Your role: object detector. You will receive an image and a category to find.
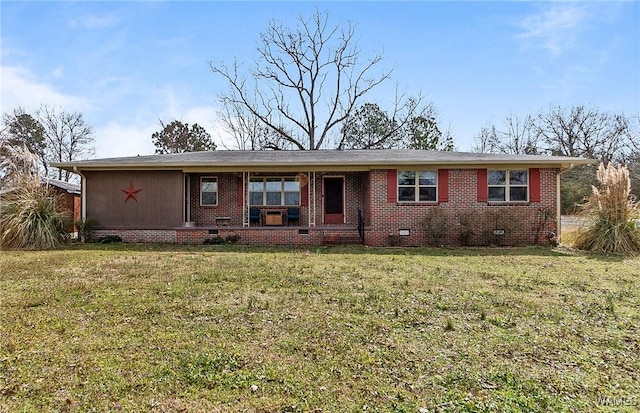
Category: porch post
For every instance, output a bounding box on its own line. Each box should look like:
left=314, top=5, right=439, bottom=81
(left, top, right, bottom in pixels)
left=556, top=170, right=561, bottom=241
left=81, top=174, right=86, bottom=221
left=184, top=174, right=191, bottom=223
left=309, top=171, right=316, bottom=227
left=244, top=172, right=250, bottom=227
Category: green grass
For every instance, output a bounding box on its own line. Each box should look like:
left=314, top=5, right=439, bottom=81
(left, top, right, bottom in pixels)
left=1, top=244, right=639, bottom=412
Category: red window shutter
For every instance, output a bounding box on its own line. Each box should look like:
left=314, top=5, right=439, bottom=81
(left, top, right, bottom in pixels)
left=301, top=180, right=309, bottom=206
left=530, top=168, right=541, bottom=202
left=438, top=169, right=449, bottom=203
left=387, top=170, right=397, bottom=202
left=237, top=176, right=244, bottom=206
left=477, top=169, right=488, bottom=202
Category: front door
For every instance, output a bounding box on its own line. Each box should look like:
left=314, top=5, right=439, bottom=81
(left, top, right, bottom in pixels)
left=323, top=177, right=344, bottom=224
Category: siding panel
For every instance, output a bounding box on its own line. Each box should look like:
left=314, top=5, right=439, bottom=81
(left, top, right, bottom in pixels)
left=85, top=170, right=183, bottom=228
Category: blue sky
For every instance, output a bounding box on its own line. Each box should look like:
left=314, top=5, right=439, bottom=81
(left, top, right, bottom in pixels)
left=1, top=1, right=638, bottom=158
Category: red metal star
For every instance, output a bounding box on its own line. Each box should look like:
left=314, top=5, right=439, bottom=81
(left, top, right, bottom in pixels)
left=121, top=181, right=142, bottom=203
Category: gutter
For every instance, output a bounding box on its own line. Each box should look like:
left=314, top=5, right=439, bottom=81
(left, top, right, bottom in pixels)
left=54, top=159, right=595, bottom=173
left=73, top=167, right=87, bottom=221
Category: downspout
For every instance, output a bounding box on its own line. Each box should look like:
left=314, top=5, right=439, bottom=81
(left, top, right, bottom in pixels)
left=185, top=174, right=191, bottom=224
left=73, top=167, right=86, bottom=221
left=557, top=162, right=576, bottom=242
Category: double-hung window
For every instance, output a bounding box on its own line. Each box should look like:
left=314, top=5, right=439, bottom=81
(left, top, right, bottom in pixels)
left=200, top=177, right=218, bottom=206
left=488, top=170, right=528, bottom=202
left=398, top=170, right=437, bottom=202
left=249, top=177, right=300, bottom=206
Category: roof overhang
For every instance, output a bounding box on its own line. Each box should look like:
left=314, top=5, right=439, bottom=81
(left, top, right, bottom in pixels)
left=52, top=149, right=597, bottom=174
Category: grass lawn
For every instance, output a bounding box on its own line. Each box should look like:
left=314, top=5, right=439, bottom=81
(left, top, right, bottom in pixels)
left=1, top=244, right=638, bottom=412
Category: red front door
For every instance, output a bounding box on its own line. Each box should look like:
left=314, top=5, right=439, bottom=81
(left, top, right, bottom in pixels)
left=323, top=177, right=344, bottom=224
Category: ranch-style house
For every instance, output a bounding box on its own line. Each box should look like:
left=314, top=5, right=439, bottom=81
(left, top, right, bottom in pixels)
left=53, top=149, right=594, bottom=247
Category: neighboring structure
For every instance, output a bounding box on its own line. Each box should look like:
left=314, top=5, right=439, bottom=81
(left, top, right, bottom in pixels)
left=44, top=178, right=81, bottom=233
left=53, top=150, right=594, bottom=246
left=0, top=178, right=81, bottom=233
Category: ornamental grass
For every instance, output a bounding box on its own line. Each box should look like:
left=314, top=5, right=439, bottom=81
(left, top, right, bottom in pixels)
left=573, top=162, right=640, bottom=254
left=0, top=148, right=69, bottom=250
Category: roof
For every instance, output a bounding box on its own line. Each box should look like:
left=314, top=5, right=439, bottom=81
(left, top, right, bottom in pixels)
left=43, top=178, right=81, bottom=194
left=1, top=178, right=81, bottom=195
left=52, top=149, right=596, bottom=173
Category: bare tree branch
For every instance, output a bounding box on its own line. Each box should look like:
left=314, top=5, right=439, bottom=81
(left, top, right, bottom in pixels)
left=536, top=105, right=630, bottom=163
left=36, top=105, right=95, bottom=182
left=211, top=9, right=391, bottom=150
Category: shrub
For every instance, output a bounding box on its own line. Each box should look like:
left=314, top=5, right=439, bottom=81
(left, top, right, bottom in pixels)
left=203, top=234, right=241, bottom=245
left=97, top=235, right=122, bottom=244
left=573, top=163, right=640, bottom=254
left=0, top=177, right=69, bottom=249
left=225, top=234, right=241, bottom=244
left=387, top=234, right=404, bottom=246
left=422, top=206, right=448, bottom=246
left=203, top=236, right=226, bottom=245
left=456, top=210, right=476, bottom=246
left=75, top=217, right=98, bottom=242
left=533, top=207, right=556, bottom=246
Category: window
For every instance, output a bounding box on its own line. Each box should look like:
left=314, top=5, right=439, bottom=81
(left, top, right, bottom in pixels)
left=488, top=170, right=528, bottom=202
left=249, top=177, right=300, bottom=206
left=398, top=170, right=437, bottom=202
left=200, top=177, right=218, bottom=206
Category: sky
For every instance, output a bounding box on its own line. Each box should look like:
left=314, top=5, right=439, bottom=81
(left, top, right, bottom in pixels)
left=1, top=1, right=639, bottom=159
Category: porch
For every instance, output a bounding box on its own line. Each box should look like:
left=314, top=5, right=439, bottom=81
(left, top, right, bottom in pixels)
left=183, top=171, right=369, bottom=230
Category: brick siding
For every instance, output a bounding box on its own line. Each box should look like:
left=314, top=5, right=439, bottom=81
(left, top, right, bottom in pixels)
left=90, top=168, right=558, bottom=247
left=365, top=168, right=557, bottom=247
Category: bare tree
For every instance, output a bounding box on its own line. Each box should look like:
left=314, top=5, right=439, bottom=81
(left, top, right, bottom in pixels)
left=623, top=114, right=640, bottom=198
left=217, top=97, right=298, bottom=151
left=474, top=106, right=635, bottom=212
left=211, top=9, right=390, bottom=150
left=536, top=105, right=629, bottom=162
left=502, top=114, right=542, bottom=155
left=37, top=105, right=95, bottom=182
left=472, top=114, right=541, bottom=155
left=534, top=105, right=633, bottom=214
left=217, top=94, right=263, bottom=151
left=625, top=114, right=640, bottom=157
left=472, top=123, right=501, bottom=153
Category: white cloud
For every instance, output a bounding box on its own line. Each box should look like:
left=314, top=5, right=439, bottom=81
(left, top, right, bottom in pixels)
left=0, top=66, right=89, bottom=113
left=182, top=105, right=223, bottom=144
left=94, top=105, right=235, bottom=159
left=95, top=121, right=157, bottom=159
left=68, top=13, right=120, bottom=30
left=52, top=66, right=64, bottom=79
left=159, top=103, right=237, bottom=150
left=516, top=4, right=590, bottom=56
